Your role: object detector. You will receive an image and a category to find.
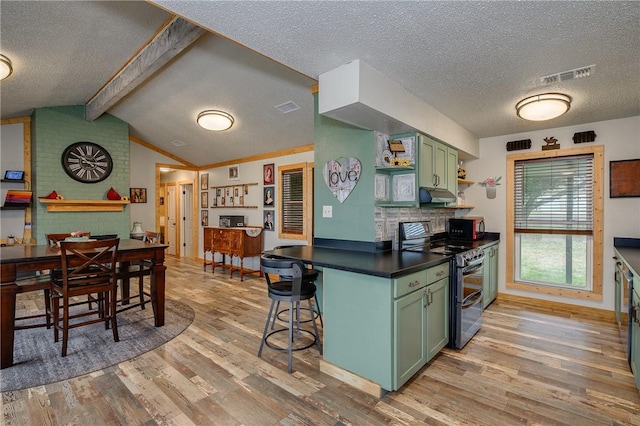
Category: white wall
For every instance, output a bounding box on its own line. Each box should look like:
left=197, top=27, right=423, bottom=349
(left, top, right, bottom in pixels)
left=129, top=142, right=184, bottom=233
left=0, top=123, right=27, bottom=241
left=198, top=150, right=315, bottom=271
left=463, top=116, right=640, bottom=311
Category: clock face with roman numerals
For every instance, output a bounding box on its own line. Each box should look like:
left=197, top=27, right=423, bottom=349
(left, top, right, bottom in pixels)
left=61, top=142, right=113, bottom=183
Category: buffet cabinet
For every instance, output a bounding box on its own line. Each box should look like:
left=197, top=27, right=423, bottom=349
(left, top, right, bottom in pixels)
left=203, top=226, right=263, bottom=280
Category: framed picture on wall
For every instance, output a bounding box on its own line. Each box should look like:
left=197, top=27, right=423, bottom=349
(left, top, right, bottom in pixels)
left=610, top=159, right=640, bottom=197
left=201, top=192, right=208, bottom=208
left=228, top=164, right=240, bottom=180
left=263, top=163, right=274, bottom=185
left=263, top=186, right=275, bottom=206
left=130, top=188, right=147, bottom=203
left=264, top=210, right=275, bottom=231
left=200, top=172, right=209, bottom=190
left=201, top=210, right=209, bottom=226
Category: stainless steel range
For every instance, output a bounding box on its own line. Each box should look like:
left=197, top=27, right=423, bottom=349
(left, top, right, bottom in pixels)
left=452, top=247, right=485, bottom=349
left=399, top=220, right=485, bottom=349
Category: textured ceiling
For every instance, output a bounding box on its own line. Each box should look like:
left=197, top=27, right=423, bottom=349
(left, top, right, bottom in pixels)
left=1, top=1, right=639, bottom=167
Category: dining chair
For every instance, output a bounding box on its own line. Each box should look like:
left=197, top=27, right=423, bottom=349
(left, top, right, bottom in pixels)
left=46, top=232, right=97, bottom=312
left=117, top=230, right=160, bottom=312
left=48, top=238, right=120, bottom=357
left=258, top=254, right=323, bottom=373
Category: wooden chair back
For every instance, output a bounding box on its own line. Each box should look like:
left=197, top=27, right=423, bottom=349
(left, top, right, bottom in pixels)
left=57, top=238, right=119, bottom=291
left=46, top=232, right=90, bottom=247
left=142, top=231, right=161, bottom=244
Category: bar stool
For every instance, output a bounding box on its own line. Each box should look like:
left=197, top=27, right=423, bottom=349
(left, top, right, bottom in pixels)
left=272, top=246, right=322, bottom=327
left=258, top=254, right=323, bottom=373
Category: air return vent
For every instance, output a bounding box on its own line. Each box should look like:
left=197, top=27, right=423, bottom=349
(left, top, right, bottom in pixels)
left=540, top=65, right=595, bottom=85
left=274, top=101, right=300, bottom=113
left=171, top=140, right=186, bottom=147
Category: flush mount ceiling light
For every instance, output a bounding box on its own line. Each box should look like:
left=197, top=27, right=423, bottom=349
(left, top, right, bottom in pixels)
left=197, top=110, right=234, bottom=131
left=0, top=54, right=14, bottom=81
left=516, top=93, right=571, bottom=121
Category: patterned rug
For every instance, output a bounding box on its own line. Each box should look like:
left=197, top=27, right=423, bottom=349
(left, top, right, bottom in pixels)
left=0, top=299, right=194, bottom=392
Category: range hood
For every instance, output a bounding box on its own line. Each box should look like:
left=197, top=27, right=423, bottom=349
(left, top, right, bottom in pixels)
left=419, top=187, right=456, bottom=204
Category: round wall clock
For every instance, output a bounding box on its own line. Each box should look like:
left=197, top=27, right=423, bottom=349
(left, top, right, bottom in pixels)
left=61, top=141, right=113, bottom=183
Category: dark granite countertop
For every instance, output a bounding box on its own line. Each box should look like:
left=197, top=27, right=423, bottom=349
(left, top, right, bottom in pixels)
left=614, top=237, right=640, bottom=276
left=268, top=233, right=500, bottom=279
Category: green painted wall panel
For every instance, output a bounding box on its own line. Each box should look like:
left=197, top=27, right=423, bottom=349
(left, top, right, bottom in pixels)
left=313, top=94, right=376, bottom=242
left=31, top=106, right=130, bottom=243
left=323, top=268, right=394, bottom=390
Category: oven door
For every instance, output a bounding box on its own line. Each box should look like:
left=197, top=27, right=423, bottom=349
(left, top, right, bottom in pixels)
left=454, top=259, right=484, bottom=348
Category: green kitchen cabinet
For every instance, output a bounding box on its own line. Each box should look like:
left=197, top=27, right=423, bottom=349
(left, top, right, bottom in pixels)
left=446, top=146, right=459, bottom=199
left=323, top=260, right=450, bottom=392
left=420, top=134, right=457, bottom=194
left=394, top=278, right=428, bottom=388
left=482, top=243, right=499, bottom=309
left=394, top=263, right=450, bottom=389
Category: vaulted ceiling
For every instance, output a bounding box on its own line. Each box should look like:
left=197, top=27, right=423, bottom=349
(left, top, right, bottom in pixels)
left=1, top=1, right=639, bottom=167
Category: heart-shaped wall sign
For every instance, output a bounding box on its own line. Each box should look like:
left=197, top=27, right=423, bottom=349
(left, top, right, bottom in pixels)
left=322, top=157, right=361, bottom=203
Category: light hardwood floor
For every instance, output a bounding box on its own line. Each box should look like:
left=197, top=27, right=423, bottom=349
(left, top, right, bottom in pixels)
left=2, top=256, right=639, bottom=425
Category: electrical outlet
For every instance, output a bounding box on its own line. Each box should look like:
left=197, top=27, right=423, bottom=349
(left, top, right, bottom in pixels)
left=322, top=205, right=332, bottom=218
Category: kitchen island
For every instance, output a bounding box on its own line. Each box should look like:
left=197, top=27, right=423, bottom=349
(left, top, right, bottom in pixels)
left=270, top=234, right=500, bottom=396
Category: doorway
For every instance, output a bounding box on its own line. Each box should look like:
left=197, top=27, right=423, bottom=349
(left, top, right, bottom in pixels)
left=166, top=184, right=177, bottom=256
left=181, top=182, right=194, bottom=258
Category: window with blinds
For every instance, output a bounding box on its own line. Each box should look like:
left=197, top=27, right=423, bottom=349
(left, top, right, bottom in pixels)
left=514, top=154, right=594, bottom=235
left=281, top=167, right=304, bottom=235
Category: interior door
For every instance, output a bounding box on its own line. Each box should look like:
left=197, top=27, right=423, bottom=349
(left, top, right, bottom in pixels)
left=181, top=183, right=194, bottom=258
left=167, top=184, right=177, bottom=256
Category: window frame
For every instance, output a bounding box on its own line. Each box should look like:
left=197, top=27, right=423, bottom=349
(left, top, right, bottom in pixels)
left=506, top=145, right=604, bottom=301
left=277, top=162, right=313, bottom=243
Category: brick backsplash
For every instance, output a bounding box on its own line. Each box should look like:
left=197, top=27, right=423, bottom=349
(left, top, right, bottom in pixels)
left=375, top=206, right=454, bottom=249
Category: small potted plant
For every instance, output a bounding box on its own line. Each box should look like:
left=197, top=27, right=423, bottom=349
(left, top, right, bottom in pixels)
left=479, top=176, right=502, bottom=199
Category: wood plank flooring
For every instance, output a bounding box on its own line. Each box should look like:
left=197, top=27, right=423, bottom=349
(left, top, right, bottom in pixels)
left=2, top=256, right=639, bottom=425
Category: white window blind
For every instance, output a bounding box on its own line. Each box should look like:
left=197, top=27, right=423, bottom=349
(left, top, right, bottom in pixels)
left=514, top=154, right=594, bottom=235
left=281, top=167, right=304, bottom=235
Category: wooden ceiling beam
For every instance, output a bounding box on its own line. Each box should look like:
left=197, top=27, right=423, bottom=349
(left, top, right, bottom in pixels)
left=85, top=16, right=206, bottom=121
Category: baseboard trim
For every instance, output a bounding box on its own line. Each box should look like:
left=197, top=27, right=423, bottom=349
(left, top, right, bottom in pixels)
left=496, top=293, right=617, bottom=323
left=319, top=359, right=384, bottom=398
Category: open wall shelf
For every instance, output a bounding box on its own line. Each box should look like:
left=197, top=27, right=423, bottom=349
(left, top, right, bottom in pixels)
left=39, top=199, right=130, bottom=212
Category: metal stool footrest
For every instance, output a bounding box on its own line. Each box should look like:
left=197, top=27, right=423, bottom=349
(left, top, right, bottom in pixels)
left=264, top=327, right=318, bottom=352
left=275, top=306, right=321, bottom=325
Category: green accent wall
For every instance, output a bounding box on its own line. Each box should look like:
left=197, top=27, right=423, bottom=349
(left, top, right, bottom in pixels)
left=31, top=106, right=131, bottom=243
left=313, top=93, right=377, bottom=242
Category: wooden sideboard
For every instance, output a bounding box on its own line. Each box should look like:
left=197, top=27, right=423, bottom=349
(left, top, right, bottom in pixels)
left=203, top=226, right=263, bottom=280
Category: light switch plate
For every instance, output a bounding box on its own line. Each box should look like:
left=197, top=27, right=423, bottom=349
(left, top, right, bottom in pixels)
left=322, top=205, right=332, bottom=218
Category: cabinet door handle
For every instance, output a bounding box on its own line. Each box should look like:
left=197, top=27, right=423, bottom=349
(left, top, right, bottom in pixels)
left=409, top=280, right=421, bottom=288
left=436, top=270, right=445, bottom=277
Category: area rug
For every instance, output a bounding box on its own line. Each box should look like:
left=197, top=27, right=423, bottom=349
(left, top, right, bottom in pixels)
left=0, top=299, right=194, bottom=392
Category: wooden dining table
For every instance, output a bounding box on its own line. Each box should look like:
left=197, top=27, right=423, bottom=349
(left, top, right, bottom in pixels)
left=0, top=239, right=168, bottom=369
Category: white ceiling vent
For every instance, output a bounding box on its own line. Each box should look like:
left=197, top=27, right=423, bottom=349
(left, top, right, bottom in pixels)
left=171, top=140, right=187, bottom=147
left=274, top=101, right=300, bottom=113
left=540, top=65, right=595, bottom=85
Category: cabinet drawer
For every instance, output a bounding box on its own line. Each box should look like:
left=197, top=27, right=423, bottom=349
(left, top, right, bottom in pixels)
left=427, top=262, right=449, bottom=283
left=394, top=270, right=427, bottom=298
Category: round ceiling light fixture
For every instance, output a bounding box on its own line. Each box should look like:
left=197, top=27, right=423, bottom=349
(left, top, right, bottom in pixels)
left=516, top=93, right=571, bottom=121
left=197, top=110, right=234, bottom=131
left=0, top=54, right=14, bottom=81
